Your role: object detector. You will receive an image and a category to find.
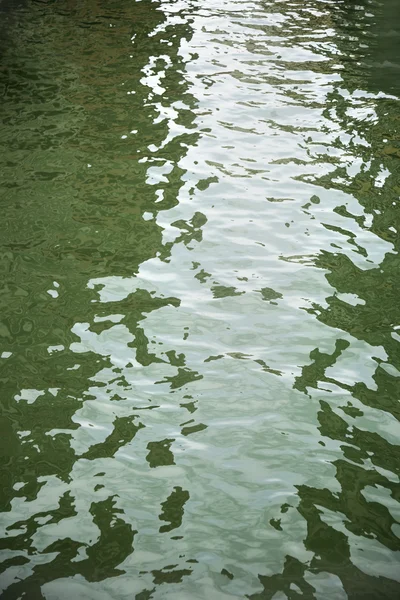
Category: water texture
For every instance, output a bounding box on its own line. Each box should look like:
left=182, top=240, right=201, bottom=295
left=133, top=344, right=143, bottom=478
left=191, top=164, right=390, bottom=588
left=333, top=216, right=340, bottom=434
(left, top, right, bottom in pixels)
left=0, top=0, right=399, bottom=598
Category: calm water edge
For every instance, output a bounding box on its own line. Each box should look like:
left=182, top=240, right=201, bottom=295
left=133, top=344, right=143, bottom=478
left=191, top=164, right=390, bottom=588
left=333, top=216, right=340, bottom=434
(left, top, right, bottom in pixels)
left=0, top=0, right=399, bottom=598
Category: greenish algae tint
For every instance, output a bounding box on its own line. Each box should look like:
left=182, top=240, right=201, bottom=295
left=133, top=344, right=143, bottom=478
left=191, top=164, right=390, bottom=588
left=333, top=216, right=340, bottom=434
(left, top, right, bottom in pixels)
left=0, top=0, right=399, bottom=598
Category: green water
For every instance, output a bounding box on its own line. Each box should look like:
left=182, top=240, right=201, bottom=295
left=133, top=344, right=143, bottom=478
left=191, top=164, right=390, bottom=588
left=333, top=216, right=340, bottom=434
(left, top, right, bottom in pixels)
left=0, top=0, right=399, bottom=598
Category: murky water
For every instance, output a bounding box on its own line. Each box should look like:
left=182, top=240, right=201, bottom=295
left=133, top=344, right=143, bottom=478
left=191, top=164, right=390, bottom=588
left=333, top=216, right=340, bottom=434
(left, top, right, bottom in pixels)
left=0, top=0, right=399, bottom=598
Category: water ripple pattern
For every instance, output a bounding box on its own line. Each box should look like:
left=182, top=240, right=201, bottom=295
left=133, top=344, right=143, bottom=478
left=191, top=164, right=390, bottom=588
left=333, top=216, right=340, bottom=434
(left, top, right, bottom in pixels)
left=0, top=0, right=399, bottom=598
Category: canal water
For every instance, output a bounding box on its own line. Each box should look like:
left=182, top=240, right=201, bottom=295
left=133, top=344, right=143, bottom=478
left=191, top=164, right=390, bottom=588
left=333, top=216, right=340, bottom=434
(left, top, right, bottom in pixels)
left=0, top=0, right=399, bottom=598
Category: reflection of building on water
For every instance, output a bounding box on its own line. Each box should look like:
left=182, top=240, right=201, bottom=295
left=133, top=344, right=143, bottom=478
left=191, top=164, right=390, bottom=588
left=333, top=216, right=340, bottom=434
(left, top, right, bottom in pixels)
left=0, top=0, right=399, bottom=598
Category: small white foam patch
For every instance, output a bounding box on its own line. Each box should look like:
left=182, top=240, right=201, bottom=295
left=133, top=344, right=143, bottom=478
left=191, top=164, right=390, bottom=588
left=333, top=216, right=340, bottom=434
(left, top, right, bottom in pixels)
left=15, top=389, right=44, bottom=404
left=47, top=345, right=65, bottom=354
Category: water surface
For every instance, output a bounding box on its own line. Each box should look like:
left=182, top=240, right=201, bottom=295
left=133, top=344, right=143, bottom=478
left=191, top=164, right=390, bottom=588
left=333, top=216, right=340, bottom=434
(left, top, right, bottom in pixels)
left=0, top=0, right=399, bottom=598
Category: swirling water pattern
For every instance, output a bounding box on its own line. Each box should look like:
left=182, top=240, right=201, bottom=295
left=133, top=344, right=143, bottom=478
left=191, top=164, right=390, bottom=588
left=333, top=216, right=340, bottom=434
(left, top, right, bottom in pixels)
left=0, top=0, right=399, bottom=598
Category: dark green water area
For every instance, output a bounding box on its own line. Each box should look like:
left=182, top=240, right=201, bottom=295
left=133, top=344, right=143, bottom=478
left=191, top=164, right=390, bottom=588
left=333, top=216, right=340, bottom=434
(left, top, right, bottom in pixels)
left=0, top=0, right=399, bottom=598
